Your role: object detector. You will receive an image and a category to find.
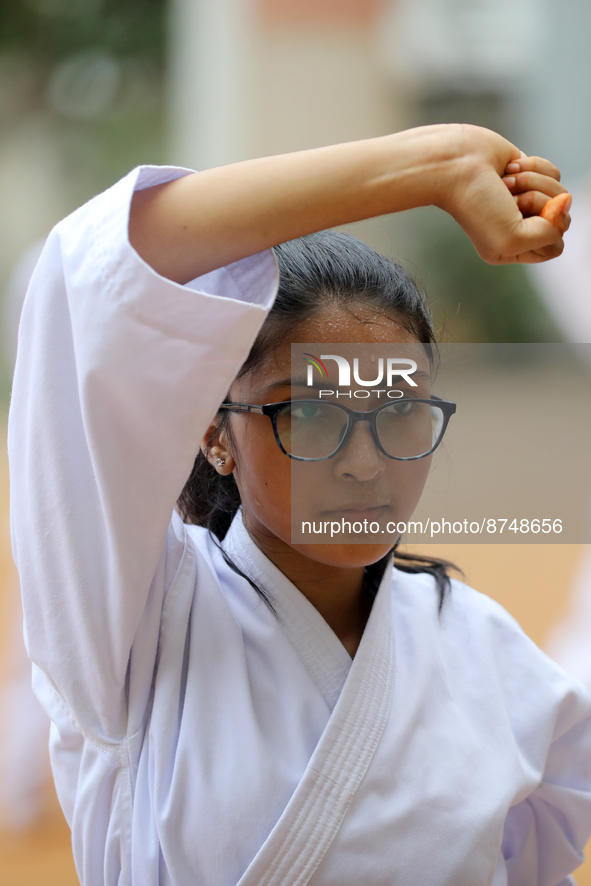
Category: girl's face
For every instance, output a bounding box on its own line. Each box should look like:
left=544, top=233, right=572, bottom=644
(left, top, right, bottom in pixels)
left=208, top=304, right=433, bottom=570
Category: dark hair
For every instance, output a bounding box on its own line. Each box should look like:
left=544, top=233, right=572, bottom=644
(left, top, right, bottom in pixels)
left=177, top=231, right=458, bottom=611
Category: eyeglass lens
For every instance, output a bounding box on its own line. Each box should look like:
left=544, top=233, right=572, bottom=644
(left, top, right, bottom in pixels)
left=275, top=401, right=444, bottom=459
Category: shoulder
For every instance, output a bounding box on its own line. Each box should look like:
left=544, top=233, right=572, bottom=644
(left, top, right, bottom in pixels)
left=391, top=566, right=591, bottom=742
left=393, top=564, right=535, bottom=640
left=392, top=565, right=548, bottom=666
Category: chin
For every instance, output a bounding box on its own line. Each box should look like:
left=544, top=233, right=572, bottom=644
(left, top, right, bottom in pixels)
left=293, top=542, right=395, bottom=568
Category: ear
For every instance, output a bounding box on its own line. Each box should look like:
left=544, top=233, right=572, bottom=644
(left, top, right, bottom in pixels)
left=200, top=419, right=235, bottom=475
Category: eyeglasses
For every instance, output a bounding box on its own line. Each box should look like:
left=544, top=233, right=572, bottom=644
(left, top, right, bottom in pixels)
left=219, top=396, right=456, bottom=462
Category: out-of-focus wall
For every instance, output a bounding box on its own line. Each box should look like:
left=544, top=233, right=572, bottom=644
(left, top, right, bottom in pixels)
left=254, top=0, right=409, bottom=256
left=168, top=0, right=406, bottom=168
left=254, top=0, right=402, bottom=156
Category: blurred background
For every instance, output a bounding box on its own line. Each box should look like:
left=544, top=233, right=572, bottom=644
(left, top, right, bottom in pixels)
left=1, top=0, right=591, bottom=883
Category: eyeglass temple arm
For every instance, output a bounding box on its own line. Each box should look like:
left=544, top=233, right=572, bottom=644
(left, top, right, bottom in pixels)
left=219, top=402, right=264, bottom=415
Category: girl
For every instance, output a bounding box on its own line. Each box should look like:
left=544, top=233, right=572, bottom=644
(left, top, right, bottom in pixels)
left=8, top=124, right=591, bottom=886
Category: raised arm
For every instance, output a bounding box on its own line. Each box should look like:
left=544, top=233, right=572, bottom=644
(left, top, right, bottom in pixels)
left=129, top=124, right=569, bottom=284
left=9, top=166, right=280, bottom=746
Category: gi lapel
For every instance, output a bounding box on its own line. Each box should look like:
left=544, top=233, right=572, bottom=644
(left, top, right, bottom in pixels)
left=236, top=566, right=395, bottom=886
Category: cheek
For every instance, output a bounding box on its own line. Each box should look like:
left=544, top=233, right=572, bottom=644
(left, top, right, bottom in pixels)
left=388, top=457, right=431, bottom=518
left=231, top=418, right=292, bottom=523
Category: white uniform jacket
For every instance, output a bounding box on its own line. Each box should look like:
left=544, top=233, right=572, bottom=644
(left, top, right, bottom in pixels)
left=8, top=166, right=591, bottom=886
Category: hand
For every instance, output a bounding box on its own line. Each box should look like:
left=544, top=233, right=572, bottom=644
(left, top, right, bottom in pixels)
left=502, top=153, right=571, bottom=231
left=440, top=125, right=569, bottom=265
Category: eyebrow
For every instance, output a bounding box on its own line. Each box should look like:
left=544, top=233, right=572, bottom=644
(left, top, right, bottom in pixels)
left=266, top=377, right=327, bottom=392
left=265, top=370, right=432, bottom=392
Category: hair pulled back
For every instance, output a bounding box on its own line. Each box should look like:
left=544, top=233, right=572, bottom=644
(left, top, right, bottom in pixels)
left=177, top=231, right=456, bottom=609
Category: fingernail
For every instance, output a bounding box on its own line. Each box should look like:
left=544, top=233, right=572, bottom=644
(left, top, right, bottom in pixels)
left=503, top=176, right=516, bottom=188
left=564, top=194, right=572, bottom=213
left=505, top=163, right=520, bottom=174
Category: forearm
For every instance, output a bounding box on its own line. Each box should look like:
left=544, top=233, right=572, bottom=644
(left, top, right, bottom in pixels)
left=129, top=125, right=462, bottom=284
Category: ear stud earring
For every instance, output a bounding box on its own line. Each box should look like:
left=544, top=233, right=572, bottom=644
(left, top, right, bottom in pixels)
left=217, top=457, right=226, bottom=467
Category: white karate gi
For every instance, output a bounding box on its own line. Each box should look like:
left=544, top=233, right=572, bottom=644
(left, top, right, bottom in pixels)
left=8, top=165, right=591, bottom=886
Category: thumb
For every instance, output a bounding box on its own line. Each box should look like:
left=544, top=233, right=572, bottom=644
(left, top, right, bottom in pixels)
left=503, top=214, right=566, bottom=259
left=495, top=192, right=571, bottom=263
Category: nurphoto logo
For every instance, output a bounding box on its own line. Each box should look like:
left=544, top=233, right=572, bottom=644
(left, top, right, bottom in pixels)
left=303, top=353, right=418, bottom=398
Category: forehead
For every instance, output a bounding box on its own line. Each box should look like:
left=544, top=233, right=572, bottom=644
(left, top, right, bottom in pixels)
left=235, top=304, right=430, bottom=397
left=277, top=304, right=422, bottom=373
left=293, top=304, right=418, bottom=346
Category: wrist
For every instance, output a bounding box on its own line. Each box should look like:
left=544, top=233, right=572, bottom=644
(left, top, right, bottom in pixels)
left=368, top=124, right=468, bottom=214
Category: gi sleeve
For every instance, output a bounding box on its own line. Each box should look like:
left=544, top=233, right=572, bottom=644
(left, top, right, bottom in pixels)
left=8, top=165, right=279, bottom=744
left=482, top=595, right=591, bottom=886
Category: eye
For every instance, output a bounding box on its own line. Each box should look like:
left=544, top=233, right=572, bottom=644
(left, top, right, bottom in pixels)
left=291, top=403, right=320, bottom=418
left=390, top=399, right=419, bottom=415
left=290, top=402, right=325, bottom=420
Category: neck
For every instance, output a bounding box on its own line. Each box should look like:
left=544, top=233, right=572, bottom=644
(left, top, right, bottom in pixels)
left=245, top=520, right=373, bottom=657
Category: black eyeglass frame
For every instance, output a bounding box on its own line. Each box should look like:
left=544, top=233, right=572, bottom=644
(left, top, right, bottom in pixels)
left=218, top=395, right=457, bottom=462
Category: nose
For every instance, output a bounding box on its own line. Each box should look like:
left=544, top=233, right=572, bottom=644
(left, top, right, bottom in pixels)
left=332, top=420, right=385, bottom=482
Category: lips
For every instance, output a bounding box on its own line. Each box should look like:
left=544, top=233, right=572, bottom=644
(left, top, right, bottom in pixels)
left=322, top=504, right=391, bottom=520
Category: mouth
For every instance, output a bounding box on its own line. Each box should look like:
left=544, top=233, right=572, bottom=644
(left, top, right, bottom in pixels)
left=321, top=504, right=392, bottom=521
